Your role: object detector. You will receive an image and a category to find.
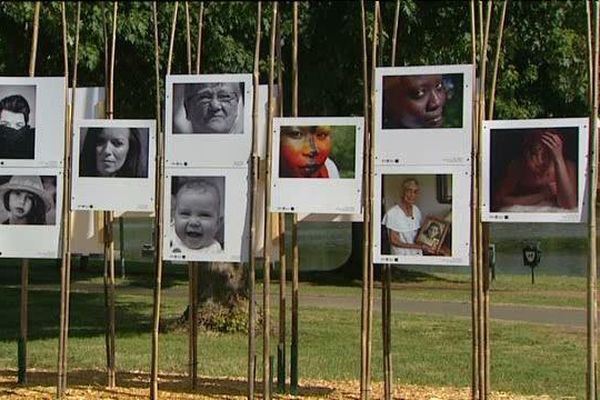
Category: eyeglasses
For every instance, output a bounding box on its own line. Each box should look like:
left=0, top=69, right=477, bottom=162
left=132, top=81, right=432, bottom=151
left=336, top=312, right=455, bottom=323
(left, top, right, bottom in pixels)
left=187, top=90, right=239, bottom=107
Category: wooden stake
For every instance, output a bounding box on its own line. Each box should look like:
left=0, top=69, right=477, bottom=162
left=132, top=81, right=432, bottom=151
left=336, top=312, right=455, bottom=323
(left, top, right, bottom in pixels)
left=469, top=2, right=480, bottom=399
left=587, top=3, right=599, bottom=398
left=290, top=2, right=300, bottom=395
left=150, top=1, right=174, bottom=398
left=263, top=4, right=279, bottom=399
left=18, top=2, right=41, bottom=385
left=275, top=6, right=287, bottom=392
left=359, top=1, right=371, bottom=398
left=195, top=2, right=205, bottom=75
left=247, top=3, right=262, bottom=399
left=57, top=2, right=80, bottom=396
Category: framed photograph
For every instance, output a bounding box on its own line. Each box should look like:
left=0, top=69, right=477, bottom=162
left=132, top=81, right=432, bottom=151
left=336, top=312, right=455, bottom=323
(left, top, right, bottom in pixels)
left=270, top=117, right=364, bottom=214
left=0, top=169, right=63, bottom=258
left=0, top=77, right=65, bottom=167
left=373, top=164, right=471, bottom=266
left=71, top=119, right=156, bottom=212
left=165, top=74, right=253, bottom=168
left=415, top=216, right=449, bottom=254
left=163, top=167, right=250, bottom=262
left=374, top=64, right=473, bottom=165
left=482, top=118, right=588, bottom=223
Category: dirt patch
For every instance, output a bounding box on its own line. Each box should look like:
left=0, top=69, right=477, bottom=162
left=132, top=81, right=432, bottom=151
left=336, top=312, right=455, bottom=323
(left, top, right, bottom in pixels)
left=0, top=369, right=559, bottom=399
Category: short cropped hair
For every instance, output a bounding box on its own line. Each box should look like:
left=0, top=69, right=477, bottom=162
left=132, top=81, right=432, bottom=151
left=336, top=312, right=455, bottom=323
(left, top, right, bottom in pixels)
left=0, top=95, right=31, bottom=125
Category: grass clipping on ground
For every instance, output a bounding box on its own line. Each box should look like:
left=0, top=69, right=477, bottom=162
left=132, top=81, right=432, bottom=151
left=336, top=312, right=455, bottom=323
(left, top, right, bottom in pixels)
left=0, top=369, right=560, bottom=399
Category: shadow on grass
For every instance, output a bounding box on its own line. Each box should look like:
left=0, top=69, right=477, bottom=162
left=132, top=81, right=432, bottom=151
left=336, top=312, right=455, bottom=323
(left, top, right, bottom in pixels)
left=0, top=369, right=334, bottom=398
left=0, top=286, right=152, bottom=341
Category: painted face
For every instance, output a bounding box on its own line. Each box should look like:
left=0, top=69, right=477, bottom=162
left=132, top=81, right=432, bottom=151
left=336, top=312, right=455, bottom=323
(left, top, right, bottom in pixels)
left=401, top=181, right=419, bottom=206
left=94, top=128, right=130, bottom=176
left=386, top=75, right=447, bottom=128
left=8, top=190, right=33, bottom=219
left=0, top=110, right=26, bottom=130
left=174, top=185, right=221, bottom=250
left=280, top=126, right=333, bottom=177
left=185, top=83, right=240, bottom=133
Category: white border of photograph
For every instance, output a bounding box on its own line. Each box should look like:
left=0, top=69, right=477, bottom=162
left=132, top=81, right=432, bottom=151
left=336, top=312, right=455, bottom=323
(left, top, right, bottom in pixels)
left=71, top=119, right=156, bottom=212
left=163, top=167, right=250, bottom=263
left=0, top=77, right=66, bottom=167
left=373, top=164, right=471, bottom=266
left=270, top=117, right=364, bottom=214
left=165, top=74, right=253, bottom=168
left=482, top=117, right=588, bottom=223
left=0, top=167, right=63, bottom=258
left=374, top=64, right=473, bottom=165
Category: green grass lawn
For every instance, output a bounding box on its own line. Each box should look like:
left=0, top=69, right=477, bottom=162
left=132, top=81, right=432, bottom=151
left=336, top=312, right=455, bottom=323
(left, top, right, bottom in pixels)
left=0, top=259, right=589, bottom=398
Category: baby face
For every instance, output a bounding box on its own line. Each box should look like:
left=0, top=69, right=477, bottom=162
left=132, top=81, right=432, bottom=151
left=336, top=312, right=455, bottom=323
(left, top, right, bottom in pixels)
left=95, top=128, right=130, bottom=176
left=8, top=190, right=33, bottom=218
left=174, top=185, right=221, bottom=250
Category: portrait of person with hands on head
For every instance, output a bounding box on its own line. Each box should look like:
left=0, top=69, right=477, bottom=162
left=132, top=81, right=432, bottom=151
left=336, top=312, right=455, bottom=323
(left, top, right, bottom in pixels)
left=492, top=129, right=577, bottom=212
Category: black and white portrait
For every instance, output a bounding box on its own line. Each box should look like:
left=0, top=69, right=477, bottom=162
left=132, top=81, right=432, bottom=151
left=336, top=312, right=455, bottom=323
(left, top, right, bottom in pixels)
left=0, top=175, right=56, bottom=225
left=79, top=126, right=149, bottom=178
left=172, top=81, right=245, bottom=134
left=169, top=176, right=225, bottom=254
left=0, top=85, right=36, bottom=160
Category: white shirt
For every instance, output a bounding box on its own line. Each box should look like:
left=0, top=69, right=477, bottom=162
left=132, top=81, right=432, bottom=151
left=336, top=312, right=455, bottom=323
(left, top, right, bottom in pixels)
left=382, top=204, right=423, bottom=256
left=325, top=158, right=340, bottom=178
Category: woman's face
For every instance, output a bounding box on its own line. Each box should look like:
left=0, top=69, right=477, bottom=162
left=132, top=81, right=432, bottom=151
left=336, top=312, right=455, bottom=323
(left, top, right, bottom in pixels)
left=94, top=128, right=130, bottom=176
left=524, top=136, right=551, bottom=174
left=8, top=190, right=33, bottom=218
left=401, top=181, right=420, bottom=206
left=386, top=75, right=447, bottom=128
left=280, top=126, right=332, bottom=177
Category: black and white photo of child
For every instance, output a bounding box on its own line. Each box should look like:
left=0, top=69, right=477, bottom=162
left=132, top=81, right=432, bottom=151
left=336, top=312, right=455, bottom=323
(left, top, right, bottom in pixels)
left=0, top=175, right=56, bottom=225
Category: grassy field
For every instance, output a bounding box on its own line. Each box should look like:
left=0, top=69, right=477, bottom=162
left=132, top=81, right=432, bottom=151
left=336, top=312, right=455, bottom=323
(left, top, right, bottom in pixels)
left=0, top=259, right=589, bottom=398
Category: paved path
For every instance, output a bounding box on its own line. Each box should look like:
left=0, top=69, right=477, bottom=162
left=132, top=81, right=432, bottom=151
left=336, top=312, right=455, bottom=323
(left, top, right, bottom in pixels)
left=295, top=293, right=586, bottom=329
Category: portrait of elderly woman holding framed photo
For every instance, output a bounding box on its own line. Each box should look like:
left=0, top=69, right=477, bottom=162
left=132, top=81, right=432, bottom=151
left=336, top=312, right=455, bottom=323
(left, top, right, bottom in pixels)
left=79, top=127, right=148, bottom=178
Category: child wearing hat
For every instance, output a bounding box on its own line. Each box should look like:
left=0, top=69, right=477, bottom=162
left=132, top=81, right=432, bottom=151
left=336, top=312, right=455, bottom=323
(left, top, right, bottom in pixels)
left=0, top=175, right=52, bottom=225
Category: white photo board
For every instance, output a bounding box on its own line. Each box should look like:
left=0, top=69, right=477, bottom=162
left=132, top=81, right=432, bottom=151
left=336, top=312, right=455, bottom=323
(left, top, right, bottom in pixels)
left=0, top=77, right=65, bottom=167
left=71, top=119, right=156, bottom=212
left=163, top=167, right=250, bottom=263
left=374, top=64, right=473, bottom=166
left=482, top=118, right=588, bottom=223
left=0, top=169, right=63, bottom=258
left=373, top=164, right=471, bottom=266
left=165, top=74, right=253, bottom=168
left=270, top=117, right=364, bottom=214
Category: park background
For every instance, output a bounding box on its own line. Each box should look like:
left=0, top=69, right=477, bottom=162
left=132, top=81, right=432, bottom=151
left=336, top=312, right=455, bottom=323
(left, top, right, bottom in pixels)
left=0, top=1, right=594, bottom=399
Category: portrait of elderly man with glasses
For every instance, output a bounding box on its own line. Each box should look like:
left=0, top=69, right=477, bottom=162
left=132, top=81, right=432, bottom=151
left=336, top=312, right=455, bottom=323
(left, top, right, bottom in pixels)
left=181, top=82, right=244, bottom=134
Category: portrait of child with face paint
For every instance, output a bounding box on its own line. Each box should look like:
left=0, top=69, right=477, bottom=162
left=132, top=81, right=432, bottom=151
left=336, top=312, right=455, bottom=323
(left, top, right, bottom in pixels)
left=382, top=73, right=462, bottom=130
left=169, top=176, right=225, bottom=254
left=279, top=125, right=341, bottom=178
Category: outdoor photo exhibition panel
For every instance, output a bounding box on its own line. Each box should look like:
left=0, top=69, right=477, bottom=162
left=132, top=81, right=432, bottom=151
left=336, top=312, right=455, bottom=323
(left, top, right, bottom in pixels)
left=165, top=74, right=253, bottom=168
left=270, top=117, right=364, bottom=214
left=375, top=64, right=473, bottom=166
left=373, top=164, right=471, bottom=266
left=481, top=118, right=588, bottom=223
left=0, top=168, right=63, bottom=258
left=0, top=76, right=66, bottom=167
left=163, top=167, right=250, bottom=263
left=71, top=119, right=156, bottom=212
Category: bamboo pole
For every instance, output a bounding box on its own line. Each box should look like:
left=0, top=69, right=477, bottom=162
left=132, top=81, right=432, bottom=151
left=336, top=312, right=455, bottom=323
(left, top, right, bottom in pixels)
left=263, top=4, right=279, bottom=399
left=487, top=1, right=508, bottom=121
left=57, top=2, right=80, bottom=396
left=469, top=2, right=480, bottom=399
left=587, top=3, right=599, bottom=399
left=102, top=3, right=119, bottom=389
left=18, top=2, right=41, bottom=385
left=366, top=4, right=380, bottom=397
left=195, top=2, right=204, bottom=75
left=359, top=1, right=371, bottom=398
left=290, top=2, right=300, bottom=395
left=275, top=6, right=288, bottom=393
left=150, top=2, right=176, bottom=398
left=382, top=4, right=401, bottom=398
left=247, top=3, right=262, bottom=399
